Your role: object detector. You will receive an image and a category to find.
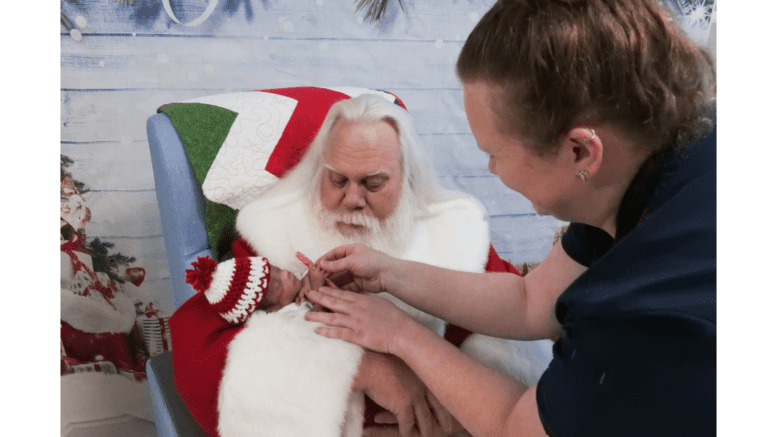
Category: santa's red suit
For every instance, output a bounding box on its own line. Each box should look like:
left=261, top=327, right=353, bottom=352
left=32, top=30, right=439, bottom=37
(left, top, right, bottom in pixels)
left=170, top=189, right=554, bottom=437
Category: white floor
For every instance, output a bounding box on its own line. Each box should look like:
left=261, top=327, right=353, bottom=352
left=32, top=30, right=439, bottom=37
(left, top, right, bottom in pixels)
left=61, top=373, right=156, bottom=437
left=62, top=415, right=156, bottom=437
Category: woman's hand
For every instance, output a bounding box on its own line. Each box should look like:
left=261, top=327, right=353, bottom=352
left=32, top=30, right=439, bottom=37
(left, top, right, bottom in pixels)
left=315, top=243, right=393, bottom=294
left=305, top=286, right=413, bottom=356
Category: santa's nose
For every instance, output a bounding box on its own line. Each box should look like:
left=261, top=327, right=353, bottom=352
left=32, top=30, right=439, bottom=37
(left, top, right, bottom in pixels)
left=342, top=184, right=366, bottom=210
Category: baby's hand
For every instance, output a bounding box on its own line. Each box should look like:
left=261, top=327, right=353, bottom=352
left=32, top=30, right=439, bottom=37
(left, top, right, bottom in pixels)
left=294, top=288, right=308, bottom=306
left=293, top=265, right=329, bottom=311
left=308, top=263, right=327, bottom=290
left=296, top=282, right=327, bottom=312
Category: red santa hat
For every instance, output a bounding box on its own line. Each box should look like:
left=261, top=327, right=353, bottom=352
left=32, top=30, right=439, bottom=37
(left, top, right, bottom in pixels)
left=185, top=256, right=271, bottom=325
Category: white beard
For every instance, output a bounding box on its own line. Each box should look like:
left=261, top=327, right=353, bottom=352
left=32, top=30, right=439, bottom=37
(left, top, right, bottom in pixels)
left=310, top=186, right=415, bottom=257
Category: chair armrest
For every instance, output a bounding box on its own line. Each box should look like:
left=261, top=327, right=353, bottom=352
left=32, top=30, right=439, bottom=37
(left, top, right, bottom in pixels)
left=146, top=352, right=210, bottom=437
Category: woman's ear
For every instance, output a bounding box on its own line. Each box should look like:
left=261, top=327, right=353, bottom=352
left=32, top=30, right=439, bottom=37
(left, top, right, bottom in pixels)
left=566, top=126, right=603, bottom=177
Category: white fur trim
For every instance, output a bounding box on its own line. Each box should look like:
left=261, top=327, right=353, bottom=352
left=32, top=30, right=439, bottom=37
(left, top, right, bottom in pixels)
left=60, top=287, right=136, bottom=334
left=235, top=192, right=491, bottom=278
left=341, top=391, right=366, bottom=437
left=218, top=303, right=364, bottom=437
left=459, top=334, right=554, bottom=387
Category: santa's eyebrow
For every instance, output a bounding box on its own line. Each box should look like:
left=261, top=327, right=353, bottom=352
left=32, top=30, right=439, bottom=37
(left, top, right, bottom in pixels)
left=324, top=163, right=387, bottom=178
left=363, top=173, right=389, bottom=183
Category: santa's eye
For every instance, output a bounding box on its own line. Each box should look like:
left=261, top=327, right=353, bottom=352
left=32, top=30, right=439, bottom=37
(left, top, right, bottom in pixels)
left=330, top=173, right=347, bottom=188
left=363, top=175, right=388, bottom=192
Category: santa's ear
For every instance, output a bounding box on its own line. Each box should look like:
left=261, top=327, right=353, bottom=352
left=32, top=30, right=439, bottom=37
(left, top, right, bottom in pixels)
left=562, top=127, right=603, bottom=177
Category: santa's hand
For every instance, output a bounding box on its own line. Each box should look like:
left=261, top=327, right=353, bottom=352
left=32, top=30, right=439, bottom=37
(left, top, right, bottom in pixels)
left=352, top=352, right=456, bottom=437
left=305, top=287, right=412, bottom=356
left=316, top=243, right=391, bottom=294
left=369, top=390, right=460, bottom=437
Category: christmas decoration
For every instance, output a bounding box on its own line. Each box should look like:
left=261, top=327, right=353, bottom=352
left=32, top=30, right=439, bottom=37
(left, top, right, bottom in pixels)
left=60, top=155, right=155, bottom=380
left=354, top=0, right=405, bottom=24
left=137, top=302, right=172, bottom=356
left=663, top=0, right=716, bottom=45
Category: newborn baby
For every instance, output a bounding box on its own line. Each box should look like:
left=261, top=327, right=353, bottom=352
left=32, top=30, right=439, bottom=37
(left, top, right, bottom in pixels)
left=184, top=252, right=329, bottom=324
left=263, top=252, right=329, bottom=312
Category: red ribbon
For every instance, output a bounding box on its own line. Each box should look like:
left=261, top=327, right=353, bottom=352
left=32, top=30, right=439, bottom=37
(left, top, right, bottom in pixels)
left=61, top=233, right=117, bottom=305
left=61, top=233, right=89, bottom=274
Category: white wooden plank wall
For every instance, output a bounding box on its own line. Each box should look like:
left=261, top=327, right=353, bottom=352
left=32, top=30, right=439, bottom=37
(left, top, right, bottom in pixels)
left=61, top=0, right=557, bottom=316
left=61, top=0, right=715, bottom=316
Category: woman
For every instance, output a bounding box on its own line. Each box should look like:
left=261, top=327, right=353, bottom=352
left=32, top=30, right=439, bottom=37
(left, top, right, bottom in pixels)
left=305, top=0, right=716, bottom=436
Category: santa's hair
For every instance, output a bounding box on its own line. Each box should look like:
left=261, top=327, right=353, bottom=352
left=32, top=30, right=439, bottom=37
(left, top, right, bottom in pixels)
left=258, top=93, right=464, bottom=216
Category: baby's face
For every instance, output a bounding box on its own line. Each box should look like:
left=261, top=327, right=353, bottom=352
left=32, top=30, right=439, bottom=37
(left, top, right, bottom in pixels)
left=261, top=265, right=303, bottom=312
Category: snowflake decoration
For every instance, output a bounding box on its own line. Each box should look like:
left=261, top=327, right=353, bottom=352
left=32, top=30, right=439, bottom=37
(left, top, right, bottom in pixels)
left=684, top=0, right=714, bottom=28
left=664, top=0, right=716, bottom=44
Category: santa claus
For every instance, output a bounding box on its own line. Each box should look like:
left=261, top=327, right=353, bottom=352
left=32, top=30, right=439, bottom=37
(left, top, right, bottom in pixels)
left=170, top=93, right=553, bottom=437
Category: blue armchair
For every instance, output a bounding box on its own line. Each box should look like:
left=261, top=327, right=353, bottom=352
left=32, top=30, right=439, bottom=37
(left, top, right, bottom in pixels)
left=145, top=112, right=211, bottom=437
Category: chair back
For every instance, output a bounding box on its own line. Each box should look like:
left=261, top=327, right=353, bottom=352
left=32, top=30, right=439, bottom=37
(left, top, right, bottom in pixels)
left=147, top=113, right=213, bottom=309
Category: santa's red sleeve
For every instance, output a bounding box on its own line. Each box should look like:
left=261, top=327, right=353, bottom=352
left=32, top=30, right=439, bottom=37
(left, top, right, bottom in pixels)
left=170, top=291, right=243, bottom=436
left=484, top=243, right=522, bottom=275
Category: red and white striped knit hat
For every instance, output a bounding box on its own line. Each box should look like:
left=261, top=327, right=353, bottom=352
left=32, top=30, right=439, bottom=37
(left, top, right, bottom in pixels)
left=185, top=256, right=270, bottom=325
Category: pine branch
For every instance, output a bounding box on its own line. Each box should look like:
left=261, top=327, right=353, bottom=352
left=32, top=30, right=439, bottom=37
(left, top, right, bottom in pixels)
left=61, top=154, right=75, bottom=169
left=354, top=0, right=405, bottom=24
left=85, top=238, right=137, bottom=284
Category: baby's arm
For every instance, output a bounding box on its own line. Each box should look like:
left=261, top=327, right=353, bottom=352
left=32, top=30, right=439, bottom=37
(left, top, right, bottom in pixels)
left=295, top=264, right=329, bottom=310
left=307, top=263, right=327, bottom=290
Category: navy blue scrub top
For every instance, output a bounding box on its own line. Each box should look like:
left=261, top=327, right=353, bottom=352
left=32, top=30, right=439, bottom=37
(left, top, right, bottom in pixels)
left=536, top=114, right=716, bottom=436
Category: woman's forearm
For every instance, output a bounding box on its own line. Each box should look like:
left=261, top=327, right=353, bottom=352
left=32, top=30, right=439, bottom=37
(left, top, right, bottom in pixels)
left=381, top=242, right=584, bottom=340
left=393, top=319, right=546, bottom=437
left=381, top=258, right=531, bottom=337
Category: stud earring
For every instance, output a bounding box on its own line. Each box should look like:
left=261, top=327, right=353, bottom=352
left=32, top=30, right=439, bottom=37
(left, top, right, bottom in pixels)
left=576, top=169, right=589, bottom=182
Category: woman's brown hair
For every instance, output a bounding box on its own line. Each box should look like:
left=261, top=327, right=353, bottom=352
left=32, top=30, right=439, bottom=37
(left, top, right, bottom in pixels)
left=456, top=0, right=715, bottom=154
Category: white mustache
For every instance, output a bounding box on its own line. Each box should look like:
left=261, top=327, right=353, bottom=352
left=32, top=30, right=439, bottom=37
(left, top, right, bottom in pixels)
left=327, top=210, right=380, bottom=228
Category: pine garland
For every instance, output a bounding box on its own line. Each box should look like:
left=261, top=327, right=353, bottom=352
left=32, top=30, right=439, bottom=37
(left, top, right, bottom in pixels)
left=85, top=238, right=137, bottom=284
left=61, top=155, right=90, bottom=200
left=354, top=0, right=404, bottom=24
